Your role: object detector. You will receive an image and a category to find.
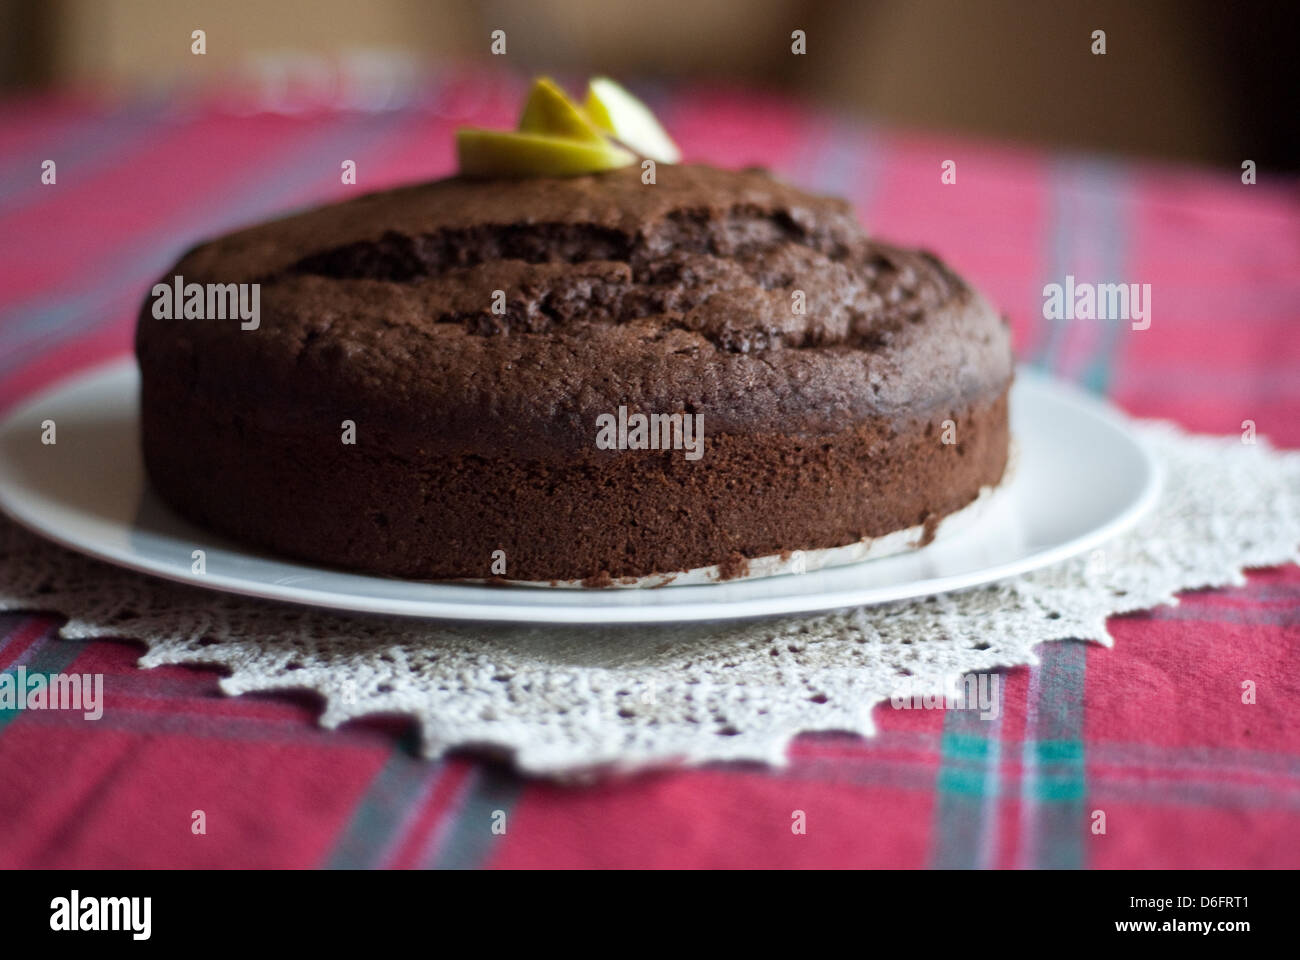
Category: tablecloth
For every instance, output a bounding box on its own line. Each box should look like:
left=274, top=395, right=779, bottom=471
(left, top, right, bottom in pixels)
left=1, top=69, right=1298, bottom=869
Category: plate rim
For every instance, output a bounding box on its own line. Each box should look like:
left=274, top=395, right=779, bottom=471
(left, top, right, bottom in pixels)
left=0, top=357, right=1161, bottom=624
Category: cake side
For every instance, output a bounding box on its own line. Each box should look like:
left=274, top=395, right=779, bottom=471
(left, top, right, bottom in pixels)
left=140, top=383, right=1009, bottom=582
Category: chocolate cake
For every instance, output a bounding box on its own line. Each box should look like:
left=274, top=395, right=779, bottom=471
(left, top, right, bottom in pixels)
left=135, top=164, right=1013, bottom=584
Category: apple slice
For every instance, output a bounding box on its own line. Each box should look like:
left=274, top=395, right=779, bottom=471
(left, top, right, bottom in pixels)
left=517, top=76, right=605, bottom=142
left=457, top=128, right=635, bottom=178
left=584, top=77, right=681, bottom=164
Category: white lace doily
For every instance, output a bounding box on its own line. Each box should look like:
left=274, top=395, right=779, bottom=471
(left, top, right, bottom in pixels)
left=2, top=421, right=1297, bottom=777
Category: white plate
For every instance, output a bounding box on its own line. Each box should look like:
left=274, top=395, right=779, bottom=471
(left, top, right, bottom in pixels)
left=0, top=358, right=1159, bottom=624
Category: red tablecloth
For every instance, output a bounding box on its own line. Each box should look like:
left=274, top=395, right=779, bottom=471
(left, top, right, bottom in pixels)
left=2, top=71, right=1298, bottom=868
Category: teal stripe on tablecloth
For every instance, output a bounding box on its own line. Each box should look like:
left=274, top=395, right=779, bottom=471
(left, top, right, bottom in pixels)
left=1034, top=158, right=1129, bottom=389
left=1032, top=159, right=1076, bottom=374
left=0, top=620, right=89, bottom=735
left=324, top=730, right=441, bottom=869
left=1077, top=160, right=1130, bottom=396
left=1021, top=641, right=1088, bottom=869
left=813, top=116, right=882, bottom=216
left=426, top=765, right=524, bottom=869
left=1032, top=160, right=1128, bottom=866
left=1016, top=157, right=1128, bottom=867
left=931, top=679, right=1004, bottom=869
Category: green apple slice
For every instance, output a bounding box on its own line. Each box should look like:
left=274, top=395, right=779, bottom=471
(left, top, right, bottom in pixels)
left=517, top=76, right=605, bottom=142
left=457, top=128, right=635, bottom=178
left=584, top=77, right=681, bottom=164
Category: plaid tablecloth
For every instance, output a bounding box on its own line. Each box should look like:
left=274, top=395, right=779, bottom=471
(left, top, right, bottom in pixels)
left=1, top=70, right=1297, bottom=869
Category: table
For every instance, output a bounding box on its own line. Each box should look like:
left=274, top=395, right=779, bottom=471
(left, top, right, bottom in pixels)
left=1, top=70, right=1297, bottom=868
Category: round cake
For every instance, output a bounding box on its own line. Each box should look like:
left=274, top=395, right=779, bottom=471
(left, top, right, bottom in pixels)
left=136, top=164, right=1013, bottom=584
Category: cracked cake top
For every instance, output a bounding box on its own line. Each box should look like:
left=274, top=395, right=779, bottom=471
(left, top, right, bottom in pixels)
left=137, top=164, right=1012, bottom=458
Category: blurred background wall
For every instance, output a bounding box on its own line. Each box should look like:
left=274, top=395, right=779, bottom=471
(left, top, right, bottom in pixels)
left=1, top=0, right=1296, bottom=169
